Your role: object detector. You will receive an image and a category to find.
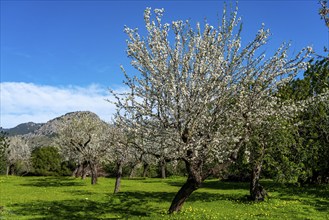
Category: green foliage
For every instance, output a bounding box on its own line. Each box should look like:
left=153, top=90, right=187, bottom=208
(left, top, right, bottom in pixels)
left=31, top=146, right=63, bottom=176
left=305, top=57, right=329, bottom=94
left=225, top=144, right=252, bottom=182
left=273, top=57, right=329, bottom=184
left=103, top=162, right=133, bottom=177
left=0, top=131, right=10, bottom=174
left=294, top=58, right=328, bottom=184
left=261, top=120, right=302, bottom=183
left=229, top=57, right=328, bottom=184
left=0, top=176, right=328, bottom=219
left=60, top=160, right=77, bottom=176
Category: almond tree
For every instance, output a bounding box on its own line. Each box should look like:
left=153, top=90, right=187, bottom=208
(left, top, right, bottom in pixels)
left=113, top=6, right=311, bottom=213
left=109, top=116, right=156, bottom=192
left=57, top=112, right=110, bottom=185
left=108, top=122, right=131, bottom=193
left=319, top=0, right=329, bottom=28
left=6, top=135, right=31, bottom=175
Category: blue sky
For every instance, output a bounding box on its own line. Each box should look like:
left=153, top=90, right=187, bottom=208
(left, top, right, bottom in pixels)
left=1, top=0, right=328, bottom=128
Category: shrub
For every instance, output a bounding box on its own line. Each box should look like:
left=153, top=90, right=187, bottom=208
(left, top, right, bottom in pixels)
left=31, top=146, right=62, bottom=176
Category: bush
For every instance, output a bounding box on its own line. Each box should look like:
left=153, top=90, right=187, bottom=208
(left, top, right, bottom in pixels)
left=60, top=161, right=76, bottom=176
left=0, top=131, right=9, bottom=174
left=31, top=146, right=62, bottom=176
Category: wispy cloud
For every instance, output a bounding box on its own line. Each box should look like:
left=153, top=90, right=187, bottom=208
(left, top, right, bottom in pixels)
left=0, top=82, right=121, bottom=128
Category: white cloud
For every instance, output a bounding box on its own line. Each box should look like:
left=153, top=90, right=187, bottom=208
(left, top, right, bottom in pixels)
left=0, top=82, right=121, bottom=128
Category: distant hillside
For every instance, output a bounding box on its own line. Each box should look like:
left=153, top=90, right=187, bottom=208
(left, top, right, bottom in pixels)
left=1, top=111, right=103, bottom=148
left=1, top=122, right=44, bottom=136
left=34, top=111, right=100, bottom=137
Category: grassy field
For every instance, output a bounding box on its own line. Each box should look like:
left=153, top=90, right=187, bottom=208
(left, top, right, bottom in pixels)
left=0, top=176, right=328, bottom=219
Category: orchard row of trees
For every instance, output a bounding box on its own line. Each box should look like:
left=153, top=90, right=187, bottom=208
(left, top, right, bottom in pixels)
left=0, top=114, right=176, bottom=181
left=1, top=3, right=328, bottom=214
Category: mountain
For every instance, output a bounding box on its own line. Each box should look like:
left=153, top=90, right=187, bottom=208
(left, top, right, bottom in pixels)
left=1, top=111, right=103, bottom=148
left=1, top=122, right=44, bottom=136
left=34, top=111, right=100, bottom=136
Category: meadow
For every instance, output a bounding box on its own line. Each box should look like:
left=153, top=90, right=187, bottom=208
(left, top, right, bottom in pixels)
left=0, top=176, right=328, bottom=219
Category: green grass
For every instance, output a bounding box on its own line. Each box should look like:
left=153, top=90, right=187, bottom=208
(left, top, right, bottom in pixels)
left=0, top=176, right=328, bottom=219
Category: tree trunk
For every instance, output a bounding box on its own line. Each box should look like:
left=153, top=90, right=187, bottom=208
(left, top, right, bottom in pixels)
left=114, top=160, right=123, bottom=194
left=6, top=165, right=9, bottom=176
left=142, top=163, right=149, bottom=178
left=168, top=160, right=203, bottom=213
left=90, top=162, right=98, bottom=185
left=81, top=161, right=89, bottom=180
left=129, top=162, right=139, bottom=178
left=72, top=166, right=78, bottom=177
left=9, top=164, right=15, bottom=175
left=250, top=162, right=267, bottom=201
left=160, top=160, right=166, bottom=179
left=72, top=163, right=82, bottom=178
left=250, top=144, right=267, bottom=201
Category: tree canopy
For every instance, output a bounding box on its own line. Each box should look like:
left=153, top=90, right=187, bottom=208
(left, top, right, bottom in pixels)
left=112, top=6, right=312, bottom=212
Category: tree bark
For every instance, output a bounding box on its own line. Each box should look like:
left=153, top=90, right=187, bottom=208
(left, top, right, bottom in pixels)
left=72, top=166, right=78, bottom=177
left=168, top=160, right=202, bottom=213
left=171, top=136, right=243, bottom=213
left=114, top=160, right=123, bottom=194
left=142, top=163, right=149, bottom=178
left=249, top=144, right=267, bottom=201
left=250, top=162, right=267, bottom=201
left=81, top=161, right=89, bottom=180
left=129, top=162, right=139, bottom=178
left=9, top=164, right=15, bottom=175
left=160, top=160, right=166, bottom=179
left=72, top=163, right=83, bottom=178
left=90, top=162, right=98, bottom=185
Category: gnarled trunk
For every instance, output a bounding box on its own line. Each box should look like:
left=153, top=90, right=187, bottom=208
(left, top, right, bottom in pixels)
left=81, top=161, right=89, bottom=180
left=114, top=160, right=123, bottom=194
left=72, top=163, right=83, bottom=178
left=129, top=162, right=139, bottom=178
left=168, top=160, right=203, bottom=213
left=90, top=162, right=98, bottom=185
left=168, top=175, right=202, bottom=213
left=250, top=162, right=267, bottom=201
left=250, top=143, right=267, bottom=201
left=9, top=164, right=15, bottom=175
left=142, top=163, right=149, bottom=177
left=160, top=160, right=166, bottom=179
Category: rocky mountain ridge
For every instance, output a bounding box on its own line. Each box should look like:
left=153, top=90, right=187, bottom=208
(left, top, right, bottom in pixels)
left=2, top=111, right=100, bottom=136
left=1, top=122, right=44, bottom=136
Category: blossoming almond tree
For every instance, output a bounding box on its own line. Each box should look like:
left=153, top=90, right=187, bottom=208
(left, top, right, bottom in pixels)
left=6, top=136, right=31, bottom=175
left=107, top=121, right=134, bottom=193
left=57, top=112, right=111, bottom=185
left=113, top=6, right=311, bottom=213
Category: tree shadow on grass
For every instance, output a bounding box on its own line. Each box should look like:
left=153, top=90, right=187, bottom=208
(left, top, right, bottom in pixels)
left=10, top=199, right=120, bottom=219
left=67, top=189, right=97, bottom=196
left=20, top=177, right=86, bottom=187
left=166, top=179, right=250, bottom=191
left=8, top=190, right=249, bottom=219
left=268, top=183, right=329, bottom=199
left=10, top=179, right=329, bottom=218
left=9, top=192, right=168, bottom=219
left=264, top=183, right=329, bottom=213
left=203, top=180, right=250, bottom=190
left=167, top=178, right=329, bottom=212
